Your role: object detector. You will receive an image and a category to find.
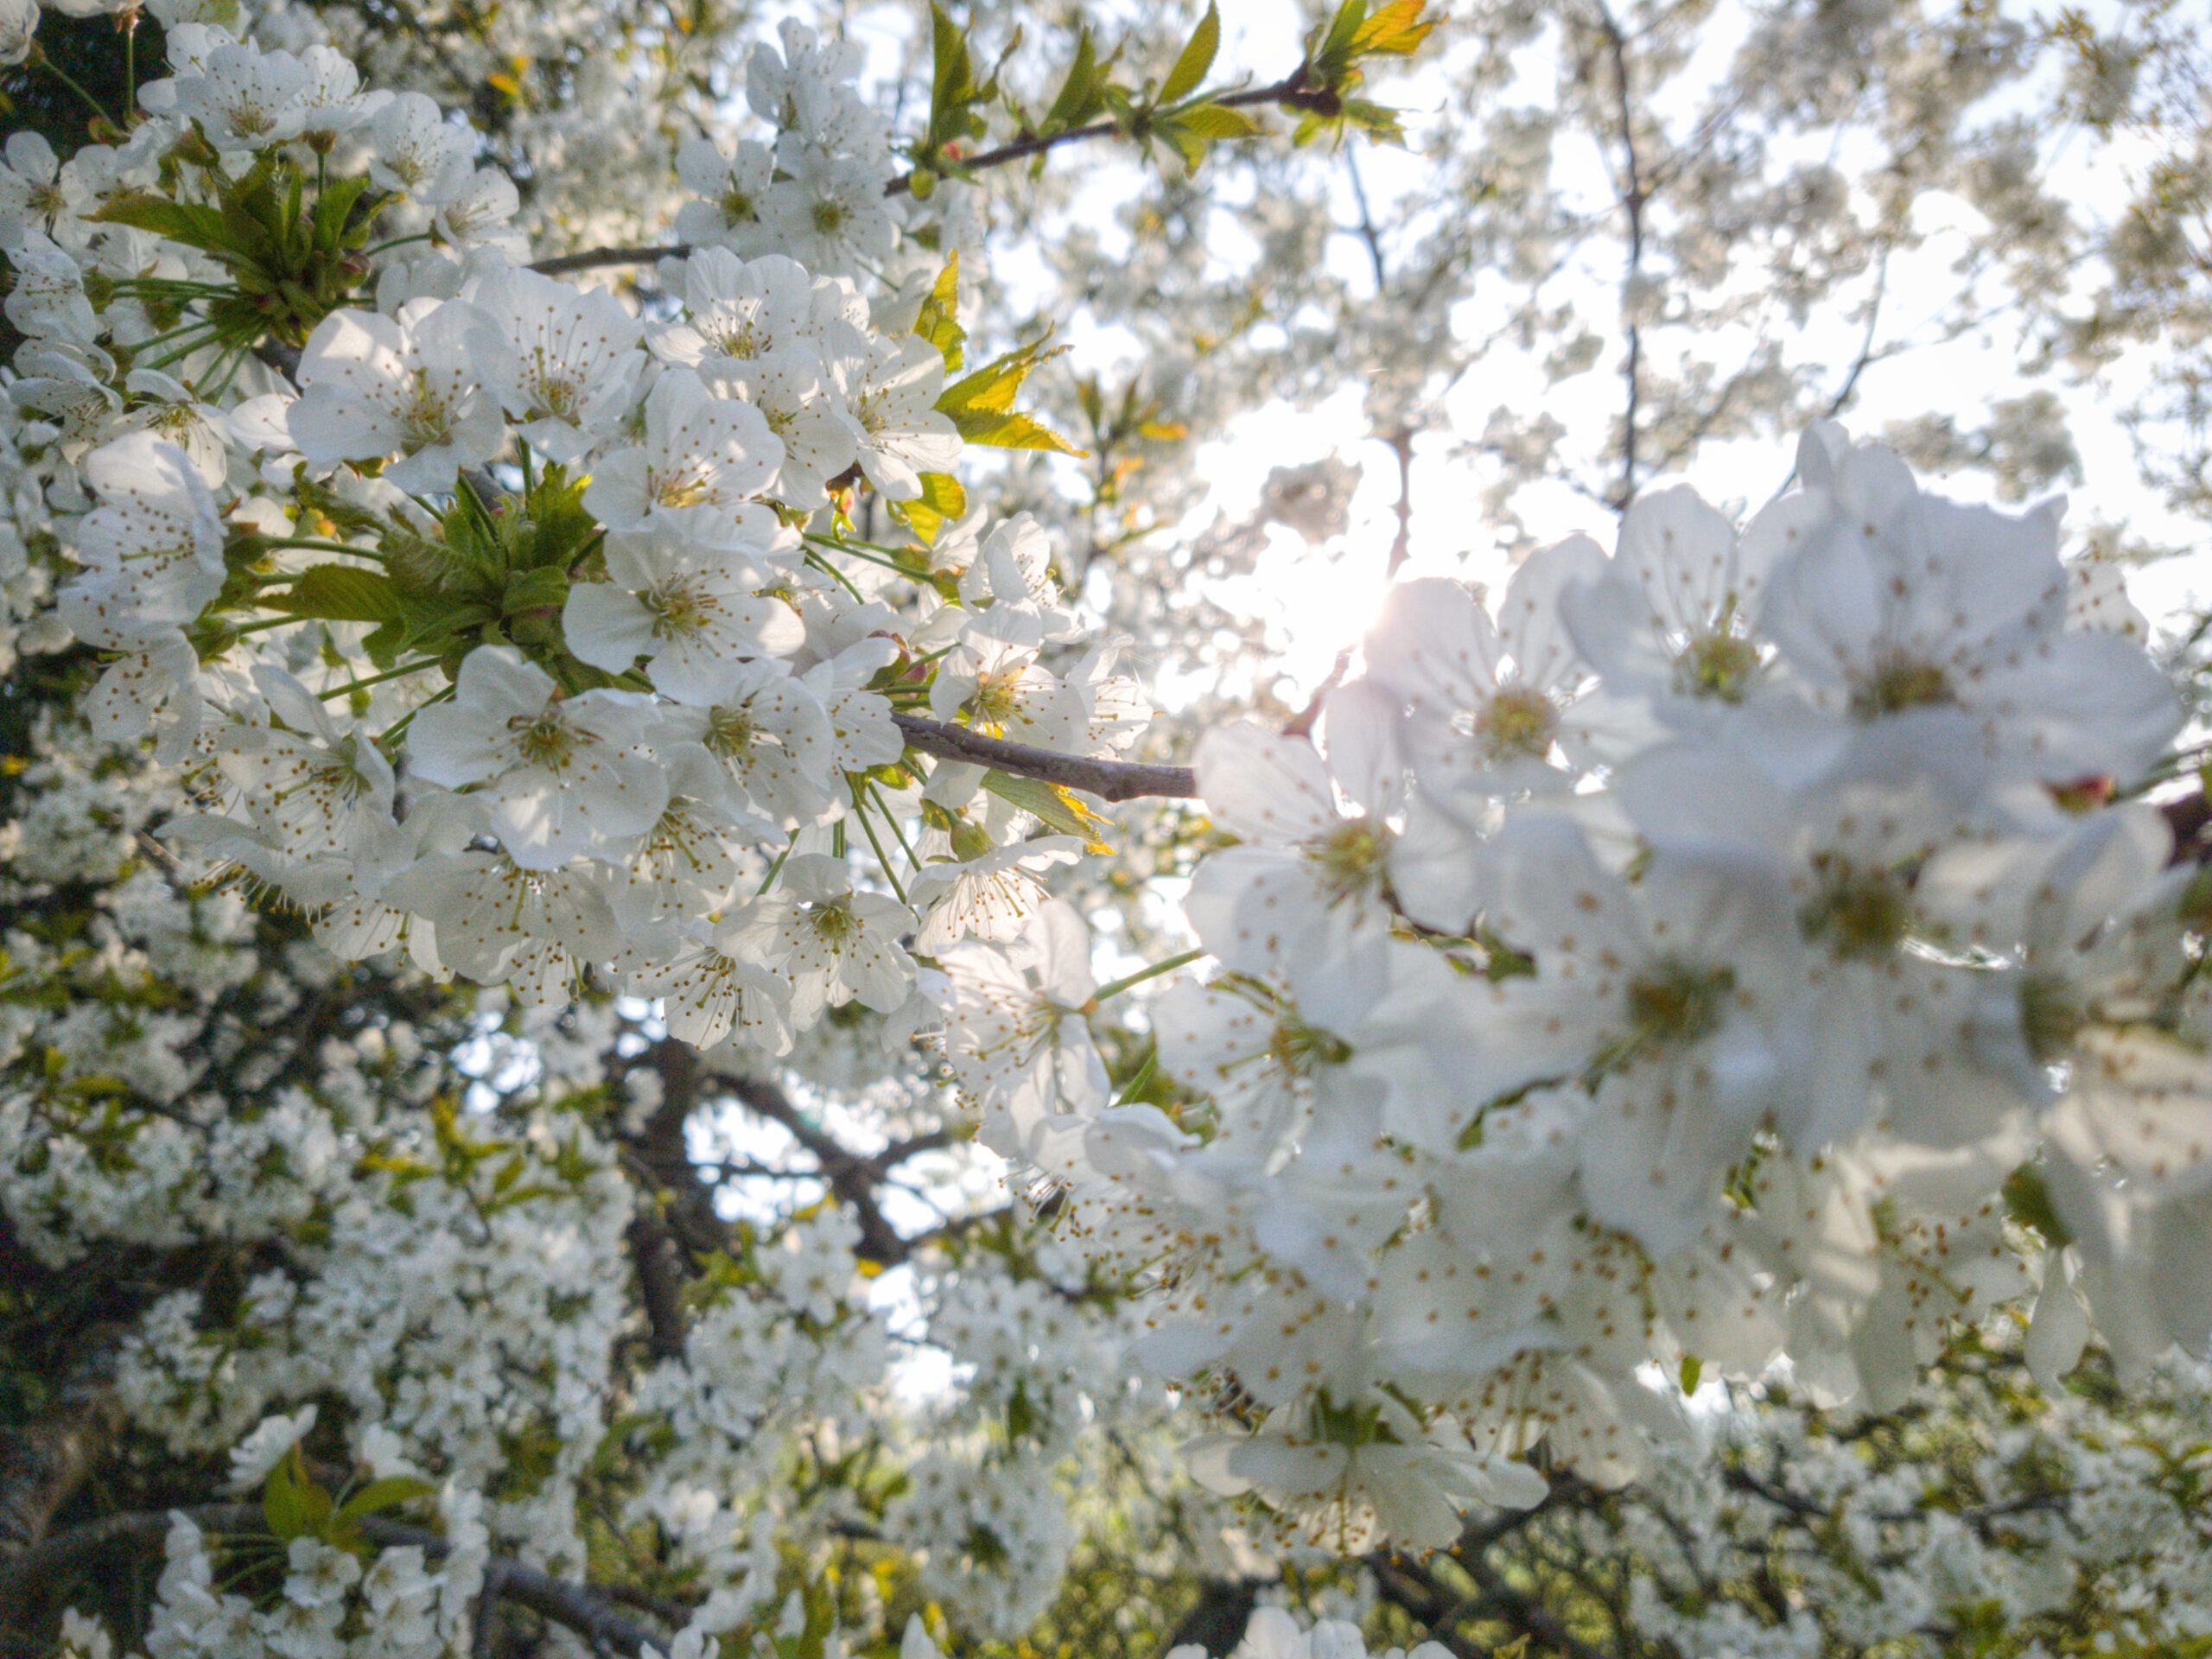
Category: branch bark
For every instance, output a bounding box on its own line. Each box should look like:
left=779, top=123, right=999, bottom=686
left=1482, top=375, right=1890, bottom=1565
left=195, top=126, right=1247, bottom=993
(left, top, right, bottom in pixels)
left=893, top=714, right=1198, bottom=802
left=0, top=1505, right=671, bottom=1654
left=531, top=69, right=1331, bottom=277
left=0, top=1332, right=126, bottom=1559
left=1590, top=0, right=1648, bottom=512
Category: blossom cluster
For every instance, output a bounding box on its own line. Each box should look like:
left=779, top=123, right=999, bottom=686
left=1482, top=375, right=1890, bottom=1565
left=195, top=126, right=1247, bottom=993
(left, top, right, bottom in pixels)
left=5, top=5, right=1143, bottom=1069
left=937, top=420, right=2212, bottom=1549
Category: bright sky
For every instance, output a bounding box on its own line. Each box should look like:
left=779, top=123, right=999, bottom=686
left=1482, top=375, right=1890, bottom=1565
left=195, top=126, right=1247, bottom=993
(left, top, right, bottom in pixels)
left=1044, top=0, right=2212, bottom=713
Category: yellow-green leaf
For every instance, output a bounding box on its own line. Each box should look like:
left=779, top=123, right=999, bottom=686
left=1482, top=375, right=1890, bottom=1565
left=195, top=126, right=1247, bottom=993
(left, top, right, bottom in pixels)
left=948, top=409, right=1085, bottom=455
left=1175, top=103, right=1266, bottom=142
left=1160, top=3, right=1221, bottom=105
left=894, top=471, right=968, bottom=544
left=913, top=252, right=965, bottom=372
left=979, top=770, right=1112, bottom=849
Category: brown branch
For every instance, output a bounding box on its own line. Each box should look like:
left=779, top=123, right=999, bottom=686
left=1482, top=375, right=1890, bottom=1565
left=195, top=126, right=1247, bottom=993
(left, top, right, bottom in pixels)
left=1591, top=0, right=1647, bottom=512
left=2158, top=791, right=2207, bottom=861
left=885, top=73, right=1315, bottom=198
left=531, top=69, right=1332, bottom=277
left=0, top=1506, right=671, bottom=1654
left=894, top=714, right=1197, bottom=802
left=0, top=1332, right=126, bottom=1559
left=728, top=1076, right=912, bottom=1266
left=530, top=242, right=694, bottom=276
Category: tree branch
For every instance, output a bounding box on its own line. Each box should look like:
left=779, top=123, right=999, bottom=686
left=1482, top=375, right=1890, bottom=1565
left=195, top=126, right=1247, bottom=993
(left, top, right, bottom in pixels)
left=0, top=1332, right=125, bottom=1558
left=531, top=69, right=1334, bottom=277
left=893, top=715, right=1197, bottom=802
left=0, top=1506, right=671, bottom=1654
left=1590, top=0, right=1648, bottom=512
left=530, top=242, right=694, bottom=276
left=884, top=73, right=1316, bottom=198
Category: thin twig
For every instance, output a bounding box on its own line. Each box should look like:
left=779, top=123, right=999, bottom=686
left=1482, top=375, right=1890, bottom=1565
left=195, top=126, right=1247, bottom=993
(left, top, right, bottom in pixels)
left=893, top=714, right=1197, bottom=802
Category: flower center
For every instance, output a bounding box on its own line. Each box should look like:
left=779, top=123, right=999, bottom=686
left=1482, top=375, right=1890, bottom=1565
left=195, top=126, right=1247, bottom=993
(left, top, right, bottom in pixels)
left=1306, top=820, right=1390, bottom=906
left=508, top=709, right=577, bottom=768
left=2019, top=970, right=2084, bottom=1065
left=645, top=575, right=710, bottom=640
left=1852, top=652, right=1956, bottom=719
left=1477, top=685, right=1559, bottom=764
left=1624, top=961, right=1735, bottom=1048
left=1799, top=856, right=1912, bottom=958
left=1675, top=629, right=1761, bottom=702
left=705, top=708, right=759, bottom=757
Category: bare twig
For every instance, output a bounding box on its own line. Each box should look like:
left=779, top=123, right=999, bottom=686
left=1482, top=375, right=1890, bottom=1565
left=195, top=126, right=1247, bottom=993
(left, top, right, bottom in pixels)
left=531, top=67, right=1335, bottom=278
left=530, top=242, right=693, bottom=276
left=1591, top=1, right=1647, bottom=512
left=894, top=714, right=1197, bottom=802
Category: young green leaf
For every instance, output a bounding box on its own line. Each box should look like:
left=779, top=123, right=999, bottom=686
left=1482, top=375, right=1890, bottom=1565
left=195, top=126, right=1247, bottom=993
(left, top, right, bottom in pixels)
left=264, top=564, right=405, bottom=623
left=1160, top=3, right=1222, bottom=105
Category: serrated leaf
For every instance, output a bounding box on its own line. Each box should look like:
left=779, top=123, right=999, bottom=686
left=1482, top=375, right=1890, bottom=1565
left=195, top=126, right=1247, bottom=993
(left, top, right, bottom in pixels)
left=979, top=770, right=1112, bottom=847
left=91, top=194, right=232, bottom=253
left=501, top=565, right=570, bottom=617
left=937, top=336, right=1063, bottom=420
left=1160, top=3, right=1221, bottom=104
left=936, top=337, right=1086, bottom=455
left=266, top=563, right=404, bottom=622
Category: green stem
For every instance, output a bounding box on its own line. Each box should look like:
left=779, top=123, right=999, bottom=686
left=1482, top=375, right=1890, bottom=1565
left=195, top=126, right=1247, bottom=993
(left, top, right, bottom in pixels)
left=365, top=231, right=436, bottom=257
left=376, top=688, right=451, bottom=751
left=849, top=783, right=909, bottom=905
left=34, top=54, right=114, bottom=126
left=804, top=533, right=918, bottom=576
left=1090, top=948, right=1206, bottom=1006
left=319, top=660, right=441, bottom=701
left=231, top=614, right=300, bottom=637
left=262, top=537, right=387, bottom=561
left=804, top=549, right=868, bottom=604
left=755, top=830, right=800, bottom=895
left=866, top=783, right=918, bottom=867
left=1115, top=1047, right=1158, bottom=1105
left=138, top=327, right=224, bottom=372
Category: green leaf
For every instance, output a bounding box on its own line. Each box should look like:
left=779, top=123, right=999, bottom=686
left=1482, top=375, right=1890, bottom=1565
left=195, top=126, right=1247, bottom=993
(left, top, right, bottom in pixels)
left=938, top=335, right=1060, bottom=419
left=1041, top=27, right=1108, bottom=134
left=265, top=563, right=404, bottom=622
left=978, top=770, right=1112, bottom=847
left=2002, top=1164, right=2075, bottom=1249
left=1175, top=102, right=1266, bottom=141
left=90, top=194, right=232, bottom=254
left=501, top=564, right=570, bottom=618
left=334, top=1475, right=435, bottom=1524
left=913, top=253, right=965, bottom=372
left=1160, top=3, right=1221, bottom=105
left=937, top=336, right=1086, bottom=455
left=948, top=409, right=1085, bottom=454
left=893, top=471, right=968, bottom=544
left=1351, top=0, right=1438, bottom=57
left=264, top=1446, right=333, bottom=1542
